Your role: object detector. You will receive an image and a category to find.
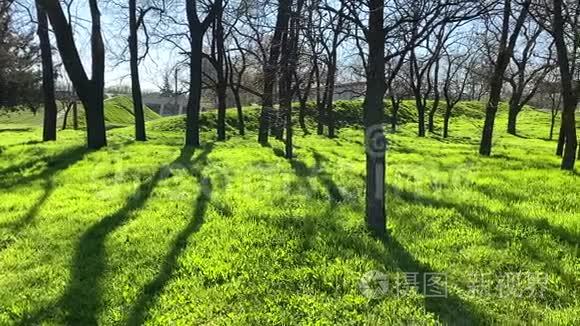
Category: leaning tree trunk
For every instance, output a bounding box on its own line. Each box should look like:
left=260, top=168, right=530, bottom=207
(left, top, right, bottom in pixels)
left=129, top=0, right=146, bottom=141
left=364, top=0, right=386, bottom=236
left=479, top=77, right=503, bottom=155
left=62, top=103, right=71, bottom=130
left=37, top=0, right=57, bottom=142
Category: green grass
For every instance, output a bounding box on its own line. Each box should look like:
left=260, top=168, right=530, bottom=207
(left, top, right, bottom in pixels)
left=0, top=100, right=578, bottom=324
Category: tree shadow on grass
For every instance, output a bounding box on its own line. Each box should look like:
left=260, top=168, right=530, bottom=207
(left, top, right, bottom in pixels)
left=287, top=150, right=344, bottom=205
left=0, top=179, right=54, bottom=252
left=60, top=169, right=167, bottom=324
left=0, top=140, right=44, bottom=154
left=0, top=147, right=89, bottom=253
left=389, top=184, right=580, bottom=308
left=379, top=234, right=485, bottom=325
left=126, top=145, right=213, bottom=325
left=0, top=145, right=89, bottom=189
left=255, top=207, right=487, bottom=324
left=0, top=127, right=33, bottom=133
left=41, top=144, right=213, bottom=325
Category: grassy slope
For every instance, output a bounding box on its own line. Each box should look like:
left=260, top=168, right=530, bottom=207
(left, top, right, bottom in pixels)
left=0, top=96, right=160, bottom=130
left=0, top=101, right=578, bottom=324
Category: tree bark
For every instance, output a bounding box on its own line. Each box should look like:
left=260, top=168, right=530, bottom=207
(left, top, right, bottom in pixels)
left=507, top=102, right=520, bottom=135
left=37, top=0, right=57, bottom=142
left=552, top=0, right=578, bottom=170
left=185, top=0, right=214, bottom=147
left=41, top=0, right=107, bottom=149
left=129, top=0, right=146, bottom=141
left=364, top=0, right=386, bottom=236
left=214, top=0, right=227, bottom=141
left=185, top=32, right=203, bottom=147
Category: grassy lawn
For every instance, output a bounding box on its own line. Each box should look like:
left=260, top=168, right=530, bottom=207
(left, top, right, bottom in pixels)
left=0, top=102, right=578, bottom=324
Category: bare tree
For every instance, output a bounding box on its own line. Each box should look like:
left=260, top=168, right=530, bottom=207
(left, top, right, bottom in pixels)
left=442, top=49, right=473, bottom=137
left=40, top=0, right=107, bottom=149
left=504, top=21, right=554, bottom=135
left=185, top=0, right=216, bottom=147
left=257, top=0, right=291, bottom=144
left=127, top=0, right=164, bottom=141
left=479, top=0, right=531, bottom=156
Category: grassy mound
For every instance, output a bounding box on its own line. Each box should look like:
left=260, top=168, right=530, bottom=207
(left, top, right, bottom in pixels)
left=146, top=99, right=513, bottom=135
left=0, top=96, right=160, bottom=130
left=0, top=100, right=578, bottom=324
left=62, top=96, right=160, bottom=129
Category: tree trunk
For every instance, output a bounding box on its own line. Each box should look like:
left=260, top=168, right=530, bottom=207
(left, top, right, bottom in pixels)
left=314, top=61, right=324, bottom=135
left=73, top=102, right=78, bottom=130
left=389, top=96, right=398, bottom=132
left=258, top=0, right=290, bottom=144
left=62, top=103, right=71, bottom=130
left=479, top=0, right=529, bottom=156
left=427, top=99, right=439, bottom=134
left=549, top=112, right=556, bottom=140
left=479, top=79, right=501, bottom=156
left=41, top=0, right=107, bottom=149
left=215, top=3, right=227, bottom=142
left=443, top=107, right=452, bottom=138
left=326, top=58, right=337, bottom=138
left=553, top=0, right=577, bottom=170
left=185, top=32, right=203, bottom=147
left=428, top=59, right=440, bottom=133
left=415, top=98, right=426, bottom=137
left=216, top=83, right=227, bottom=141
left=232, top=86, right=245, bottom=136
left=37, top=1, right=57, bottom=142
left=129, top=0, right=146, bottom=141
left=299, top=99, right=307, bottom=132
left=364, top=0, right=386, bottom=236
left=507, top=103, right=519, bottom=135
left=556, top=124, right=566, bottom=156
left=85, top=0, right=106, bottom=149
